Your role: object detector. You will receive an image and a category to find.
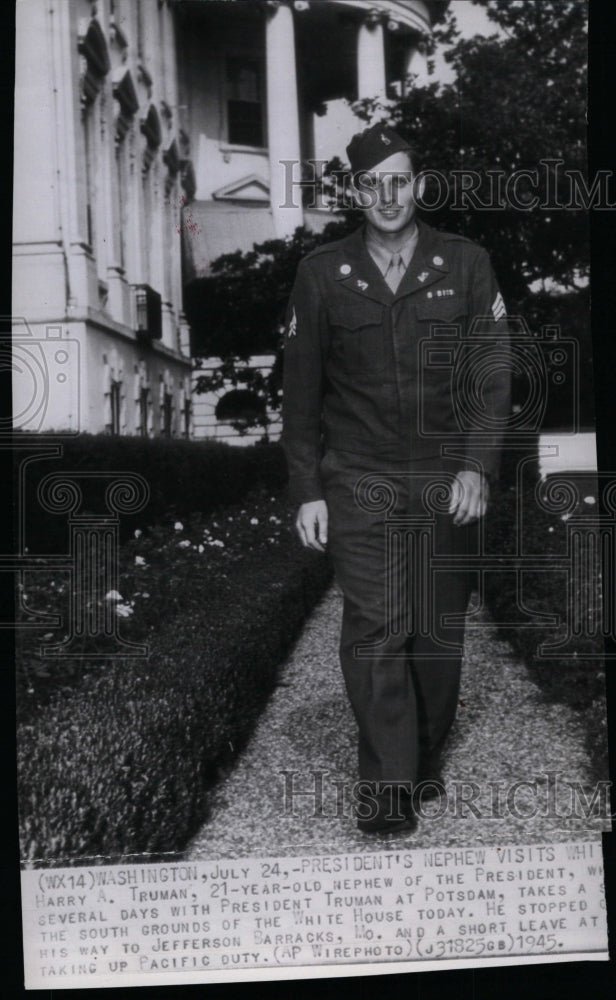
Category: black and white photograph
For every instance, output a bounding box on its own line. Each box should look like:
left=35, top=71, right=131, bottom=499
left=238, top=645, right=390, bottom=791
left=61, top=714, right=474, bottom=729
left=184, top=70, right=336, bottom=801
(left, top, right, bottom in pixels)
left=10, top=0, right=614, bottom=989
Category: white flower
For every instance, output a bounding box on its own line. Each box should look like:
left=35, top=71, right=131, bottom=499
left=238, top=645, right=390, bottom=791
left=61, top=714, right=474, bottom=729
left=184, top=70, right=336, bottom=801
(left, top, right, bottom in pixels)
left=210, top=539, right=225, bottom=548
left=134, top=529, right=142, bottom=539
left=178, top=539, right=191, bottom=549
left=142, top=592, right=150, bottom=599
left=198, top=544, right=205, bottom=553
left=115, top=602, right=134, bottom=617
left=105, top=590, right=123, bottom=602
left=250, top=517, right=259, bottom=525
left=134, top=555, right=147, bottom=567
left=268, top=537, right=276, bottom=543
left=584, top=496, right=596, bottom=505
left=548, top=526, right=555, bottom=533
left=269, top=515, right=281, bottom=524
left=174, top=521, right=184, bottom=532
left=561, top=513, right=571, bottom=521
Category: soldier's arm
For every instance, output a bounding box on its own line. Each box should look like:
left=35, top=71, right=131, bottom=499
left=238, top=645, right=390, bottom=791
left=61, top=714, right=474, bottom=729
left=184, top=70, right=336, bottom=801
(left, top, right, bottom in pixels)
left=461, top=246, right=512, bottom=483
left=449, top=247, right=511, bottom=524
left=282, top=256, right=329, bottom=514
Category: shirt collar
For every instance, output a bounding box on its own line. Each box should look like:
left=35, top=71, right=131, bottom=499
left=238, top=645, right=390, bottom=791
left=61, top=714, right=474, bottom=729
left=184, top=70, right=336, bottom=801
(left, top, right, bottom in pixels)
left=364, top=222, right=419, bottom=275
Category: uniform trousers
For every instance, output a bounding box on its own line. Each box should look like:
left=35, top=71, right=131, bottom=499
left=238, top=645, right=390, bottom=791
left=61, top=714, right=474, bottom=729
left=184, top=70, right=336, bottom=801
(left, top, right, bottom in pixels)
left=321, top=448, right=477, bottom=785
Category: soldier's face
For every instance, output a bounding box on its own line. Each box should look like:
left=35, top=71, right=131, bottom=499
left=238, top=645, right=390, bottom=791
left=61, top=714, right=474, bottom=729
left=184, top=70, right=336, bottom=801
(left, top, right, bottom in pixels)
left=353, top=151, right=417, bottom=234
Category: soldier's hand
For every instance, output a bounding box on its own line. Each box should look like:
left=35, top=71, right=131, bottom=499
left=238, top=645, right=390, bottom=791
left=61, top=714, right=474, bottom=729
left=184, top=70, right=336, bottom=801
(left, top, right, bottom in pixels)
left=449, top=471, right=489, bottom=526
left=296, top=500, right=329, bottom=551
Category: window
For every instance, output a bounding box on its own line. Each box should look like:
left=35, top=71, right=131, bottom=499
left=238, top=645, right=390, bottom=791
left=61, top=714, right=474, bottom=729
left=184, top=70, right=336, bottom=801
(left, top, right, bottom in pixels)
left=110, top=380, right=122, bottom=435
left=226, top=57, right=264, bottom=147
left=183, top=396, right=191, bottom=439
left=115, top=144, right=126, bottom=271
left=139, top=386, right=150, bottom=437
left=162, top=391, right=173, bottom=437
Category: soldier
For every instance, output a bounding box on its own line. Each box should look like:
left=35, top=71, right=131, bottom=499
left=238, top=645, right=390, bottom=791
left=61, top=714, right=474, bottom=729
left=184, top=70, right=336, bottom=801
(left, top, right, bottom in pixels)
left=282, top=124, right=511, bottom=834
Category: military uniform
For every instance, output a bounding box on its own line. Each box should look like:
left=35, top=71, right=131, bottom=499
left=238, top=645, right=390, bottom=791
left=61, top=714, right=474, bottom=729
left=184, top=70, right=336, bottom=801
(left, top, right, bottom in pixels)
left=282, top=217, right=511, bottom=790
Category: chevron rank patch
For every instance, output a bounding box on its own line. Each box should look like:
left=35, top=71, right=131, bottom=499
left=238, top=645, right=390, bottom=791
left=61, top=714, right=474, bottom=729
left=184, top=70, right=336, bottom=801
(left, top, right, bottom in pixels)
left=287, top=306, right=297, bottom=337
left=492, top=292, right=506, bottom=320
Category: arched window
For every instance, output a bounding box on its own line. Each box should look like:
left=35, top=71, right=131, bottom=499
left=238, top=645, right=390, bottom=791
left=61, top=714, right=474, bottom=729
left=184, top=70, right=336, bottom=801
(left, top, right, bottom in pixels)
left=78, top=18, right=110, bottom=271
left=112, top=68, right=139, bottom=274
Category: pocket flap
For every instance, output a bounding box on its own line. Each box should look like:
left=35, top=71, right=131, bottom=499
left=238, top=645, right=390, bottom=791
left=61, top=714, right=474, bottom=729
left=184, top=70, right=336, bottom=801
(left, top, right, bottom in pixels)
left=329, top=302, right=383, bottom=331
left=415, top=295, right=468, bottom=321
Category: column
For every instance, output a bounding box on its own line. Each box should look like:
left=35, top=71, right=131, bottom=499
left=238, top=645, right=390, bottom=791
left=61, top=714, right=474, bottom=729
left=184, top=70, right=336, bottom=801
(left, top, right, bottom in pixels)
left=37, top=472, right=150, bottom=659
left=405, top=40, right=429, bottom=90
left=357, top=16, right=387, bottom=98
left=265, top=2, right=303, bottom=237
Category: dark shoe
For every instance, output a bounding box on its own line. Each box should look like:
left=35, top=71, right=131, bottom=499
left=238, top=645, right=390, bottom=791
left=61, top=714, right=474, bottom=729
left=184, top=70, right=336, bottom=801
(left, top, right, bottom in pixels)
left=357, top=813, right=417, bottom=835
left=416, top=754, right=445, bottom=801
left=355, top=784, right=417, bottom=834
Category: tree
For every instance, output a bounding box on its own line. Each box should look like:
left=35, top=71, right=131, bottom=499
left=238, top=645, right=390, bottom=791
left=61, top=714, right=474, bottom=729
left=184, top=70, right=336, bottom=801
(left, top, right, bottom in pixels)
left=353, top=0, right=590, bottom=304
left=190, top=1, right=593, bottom=428
left=186, top=220, right=354, bottom=433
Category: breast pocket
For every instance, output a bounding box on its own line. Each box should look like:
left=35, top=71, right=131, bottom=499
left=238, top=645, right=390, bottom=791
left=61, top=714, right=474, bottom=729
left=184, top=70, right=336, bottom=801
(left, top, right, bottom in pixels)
left=328, top=301, right=387, bottom=377
left=415, top=294, right=468, bottom=329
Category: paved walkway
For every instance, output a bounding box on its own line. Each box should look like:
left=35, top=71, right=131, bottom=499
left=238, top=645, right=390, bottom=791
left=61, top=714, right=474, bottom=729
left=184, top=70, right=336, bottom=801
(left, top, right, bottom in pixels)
left=187, top=585, right=609, bottom=861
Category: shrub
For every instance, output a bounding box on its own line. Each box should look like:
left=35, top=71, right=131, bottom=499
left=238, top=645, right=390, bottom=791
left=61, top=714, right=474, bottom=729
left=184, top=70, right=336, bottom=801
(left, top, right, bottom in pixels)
left=17, top=491, right=332, bottom=862
left=484, top=446, right=608, bottom=782
left=14, top=434, right=289, bottom=555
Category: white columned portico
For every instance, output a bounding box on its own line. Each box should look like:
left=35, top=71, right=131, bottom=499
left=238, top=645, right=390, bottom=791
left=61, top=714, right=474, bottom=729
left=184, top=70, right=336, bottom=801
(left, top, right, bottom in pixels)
left=265, top=1, right=303, bottom=237
left=357, top=16, right=387, bottom=98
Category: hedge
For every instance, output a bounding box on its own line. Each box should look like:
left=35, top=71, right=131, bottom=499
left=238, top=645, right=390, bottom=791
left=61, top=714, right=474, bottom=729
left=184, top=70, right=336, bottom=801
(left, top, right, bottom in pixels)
left=17, top=490, right=332, bottom=863
left=14, top=433, right=289, bottom=554
left=484, top=441, right=608, bottom=782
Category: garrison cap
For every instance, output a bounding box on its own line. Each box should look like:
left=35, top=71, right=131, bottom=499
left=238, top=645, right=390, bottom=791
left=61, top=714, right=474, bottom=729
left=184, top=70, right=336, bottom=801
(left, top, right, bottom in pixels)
left=346, top=124, right=412, bottom=174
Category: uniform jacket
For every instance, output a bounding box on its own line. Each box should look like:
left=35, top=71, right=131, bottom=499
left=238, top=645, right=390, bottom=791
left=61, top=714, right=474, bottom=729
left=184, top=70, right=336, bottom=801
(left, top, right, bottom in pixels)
left=282, top=219, right=511, bottom=506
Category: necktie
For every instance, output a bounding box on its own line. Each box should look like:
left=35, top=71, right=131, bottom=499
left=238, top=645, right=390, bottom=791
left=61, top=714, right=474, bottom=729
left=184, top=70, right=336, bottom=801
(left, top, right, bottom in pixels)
left=385, top=252, right=405, bottom=292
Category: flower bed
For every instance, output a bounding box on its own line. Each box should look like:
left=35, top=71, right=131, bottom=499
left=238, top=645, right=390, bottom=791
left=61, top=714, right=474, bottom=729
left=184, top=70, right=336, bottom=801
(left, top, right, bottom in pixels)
left=17, top=489, right=332, bottom=863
